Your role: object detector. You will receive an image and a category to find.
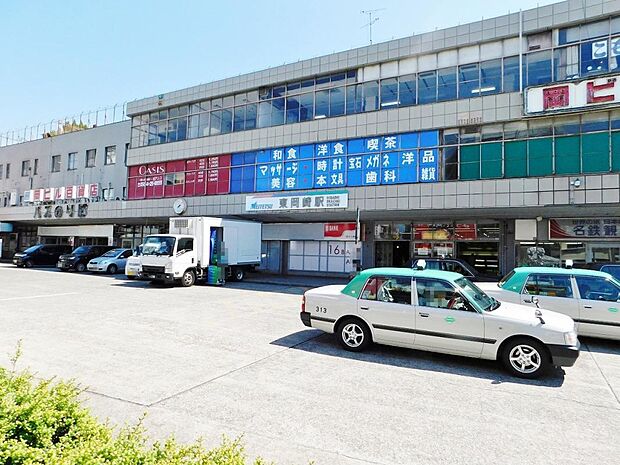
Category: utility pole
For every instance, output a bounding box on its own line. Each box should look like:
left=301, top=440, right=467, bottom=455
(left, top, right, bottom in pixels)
left=361, top=8, right=386, bottom=45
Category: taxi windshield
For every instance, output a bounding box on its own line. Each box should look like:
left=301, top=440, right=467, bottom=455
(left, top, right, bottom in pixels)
left=455, top=277, right=498, bottom=312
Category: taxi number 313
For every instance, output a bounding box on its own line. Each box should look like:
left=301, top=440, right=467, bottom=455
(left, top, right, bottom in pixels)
left=315, top=306, right=327, bottom=313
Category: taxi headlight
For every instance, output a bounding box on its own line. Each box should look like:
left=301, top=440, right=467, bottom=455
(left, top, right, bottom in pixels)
left=564, top=331, right=578, bottom=347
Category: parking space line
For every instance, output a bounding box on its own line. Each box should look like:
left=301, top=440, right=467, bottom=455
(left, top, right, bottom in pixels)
left=583, top=341, right=620, bottom=406
left=0, top=292, right=79, bottom=302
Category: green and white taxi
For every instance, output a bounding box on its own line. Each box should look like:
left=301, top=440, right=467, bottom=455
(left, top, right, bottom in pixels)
left=479, top=267, right=620, bottom=341
left=300, top=267, right=580, bottom=378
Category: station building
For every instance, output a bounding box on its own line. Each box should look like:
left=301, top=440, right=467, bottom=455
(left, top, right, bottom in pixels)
left=2, top=0, right=620, bottom=276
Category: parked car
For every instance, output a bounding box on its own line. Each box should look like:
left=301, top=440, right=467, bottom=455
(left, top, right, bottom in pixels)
left=301, top=267, right=579, bottom=378
left=125, top=245, right=143, bottom=280
left=12, top=244, right=73, bottom=268
left=87, top=248, right=133, bottom=274
left=577, top=262, right=620, bottom=281
left=479, top=267, right=620, bottom=341
left=409, top=257, right=497, bottom=282
left=57, top=245, right=116, bottom=272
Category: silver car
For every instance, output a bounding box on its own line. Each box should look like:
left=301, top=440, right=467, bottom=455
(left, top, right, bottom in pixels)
left=87, top=248, right=133, bottom=274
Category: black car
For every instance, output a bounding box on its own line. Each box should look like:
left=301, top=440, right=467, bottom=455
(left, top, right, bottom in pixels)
left=13, top=244, right=73, bottom=268
left=578, top=262, right=620, bottom=280
left=57, top=245, right=116, bottom=272
left=408, top=257, right=498, bottom=282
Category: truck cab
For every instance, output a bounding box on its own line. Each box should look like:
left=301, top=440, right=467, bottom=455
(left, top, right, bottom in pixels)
left=140, top=234, right=197, bottom=286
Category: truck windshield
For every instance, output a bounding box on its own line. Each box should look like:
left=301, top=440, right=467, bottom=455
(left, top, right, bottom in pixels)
left=454, top=277, right=498, bottom=312
left=142, top=236, right=175, bottom=256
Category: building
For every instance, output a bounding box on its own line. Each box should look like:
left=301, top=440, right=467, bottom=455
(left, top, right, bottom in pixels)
left=2, top=0, right=620, bottom=275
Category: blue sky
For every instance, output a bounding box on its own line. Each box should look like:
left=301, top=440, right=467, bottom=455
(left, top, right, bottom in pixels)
left=1, top=0, right=555, bottom=132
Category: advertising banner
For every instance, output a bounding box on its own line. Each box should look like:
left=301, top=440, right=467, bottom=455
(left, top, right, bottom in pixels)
left=324, top=223, right=356, bottom=240
left=549, top=218, right=620, bottom=239
left=245, top=190, right=348, bottom=212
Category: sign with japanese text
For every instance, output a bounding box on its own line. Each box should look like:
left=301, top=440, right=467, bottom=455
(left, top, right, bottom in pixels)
left=324, top=223, right=356, bottom=240
left=23, top=184, right=100, bottom=204
left=549, top=218, right=620, bottom=240
left=245, top=190, right=348, bottom=212
left=525, top=74, right=620, bottom=115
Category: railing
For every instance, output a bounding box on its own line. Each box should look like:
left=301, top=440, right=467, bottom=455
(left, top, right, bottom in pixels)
left=0, top=102, right=130, bottom=147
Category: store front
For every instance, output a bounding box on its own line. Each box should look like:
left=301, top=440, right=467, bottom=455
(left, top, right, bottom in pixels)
left=516, top=218, right=620, bottom=266
left=374, top=221, right=502, bottom=276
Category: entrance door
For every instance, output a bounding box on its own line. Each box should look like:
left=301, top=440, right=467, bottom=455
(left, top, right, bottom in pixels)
left=457, top=241, right=500, bottom=277
left=375, top=241, right=409, bottom=267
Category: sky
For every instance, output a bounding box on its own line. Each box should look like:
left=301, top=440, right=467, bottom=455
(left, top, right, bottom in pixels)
left=1, top=0, right=557, bottom=133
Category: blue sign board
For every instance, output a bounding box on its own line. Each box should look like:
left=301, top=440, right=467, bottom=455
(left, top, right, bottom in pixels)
left=231, top=130, right=439, bottom=193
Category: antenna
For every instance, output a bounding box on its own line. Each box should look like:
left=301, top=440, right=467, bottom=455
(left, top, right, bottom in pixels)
left=361, top=8, right=386, bottom=45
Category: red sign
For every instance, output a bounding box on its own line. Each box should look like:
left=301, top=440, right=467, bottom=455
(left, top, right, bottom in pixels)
left=454, top=223, right=477, bottom=240
left=89, top=184, right=99, bottom=198
left=542, top=85, right=569, bottom=110
left=324, top=222, right=356, bottom=239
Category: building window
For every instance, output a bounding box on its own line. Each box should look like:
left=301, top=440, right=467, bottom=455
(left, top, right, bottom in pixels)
left=21, top=160, right=31, bottom=177
left=33, top=159, right=38, bottom=175
left=86, top=149, right=96, bottom=168
left=105, top=146, right=116, bottom=165
left=418, top=71, right=437, bottom=104
left=459, top=63, right=480, bottom=98
left=68, top=152, right=77, bottom=170
left=0, top=164, right=3, bottom=179
left=437, top=67, right=457, bottom=101
left=5, top=163, right=9, bottom=179
left=503, top=56, right=521, bottom=92
left=51, top=155, right=61, bottom=172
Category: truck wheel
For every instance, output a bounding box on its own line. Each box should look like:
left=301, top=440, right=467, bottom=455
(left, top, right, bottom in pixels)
left=107, top=264, right=118, bottom=274
left=501, top=338, right=549, bottom=379
left=76, top=263, right=86, bottom=272
left=181, top=270, right=195, bottom=287
left=233, top=268, right=245, bottom=281
left=24, top=260, right=33, bottom=268
left=336, top=318, right=372, bottom=352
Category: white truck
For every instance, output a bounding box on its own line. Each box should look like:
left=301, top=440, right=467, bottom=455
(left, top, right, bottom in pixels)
left=139, top=217, right=262, bottom=287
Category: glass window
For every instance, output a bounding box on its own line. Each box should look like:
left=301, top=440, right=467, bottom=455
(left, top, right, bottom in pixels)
left=257, top=102, right=271, bottom=128
left=503, top=56, right=522, bottom=92
left=380, top=78, right=399, bottom=107
left=361, top=276, right=412, bottom=305
left=233, top=106, right=245, bottom=132
left=198, top=112, right=210, bottom=137
left=191, top=101, right=209, bottom=114
left=245, top=103, right=257, bottom=130
left=554, top=116, right=580, bottom=135
left=21, top=160, right=30, bottom=177
left=211, top=98, right=223, bottom=110
left=481, top=125, right=503, bottom=141
left=418, top=71, right=437, bottom=104
left=149, top=111, right=160, bottom=122
left=287, top=82, right=301, bottom=94
left=554, top=46, right=579, bottom=81
left=221, top=108, right=233, bottom=133
left=443, top=146, right=459, bottom=180
left=315, top=89, right=330, bottom=118
left=316, top=76, right=330, bottom=89
left=528, top=119, right=553, bottom=137
left=234, top=93, right=247, bottom=106
left=581, top=20, right=610, bottom=41
left=148, top=123, right=159, bottom=145
left=271, top=98, right=285, bottom=125
left=524, top=274, right=573, bottom=298
left=346, top=84, right=363, bottom=114
left=611, top=36, right=620, bottom=71
left=286, top=96, right=300, bottom=123
left=437, top=67, right=457, bottom=101
left=443, top=129, right=459, bottom=145
left=526, top=50, right=552, bottom=86
left=459, top=63, right=480, bottom=98
left=575, top=276, right=620, bottom=302
left=479, top=59, right=502, bottom=94
left=460, top=126, right=481, bottom=144
left=399, top=74, right=416, bottom=106
left=416, top=278, right=463, bottom=310
left=299, top=93, right=314, bottom=122
left=581, top=39, right=609, bottom=75
left=329, top=87, right=345, bottom=116
left=559, top=25, right=580, bottom=45
left=85, top=149, right=96, bottom=168
left=210, top=110, right=222, bottom=135
left=67, top=152, right=77, bottom=170
left=157, top=121, right=167, bottom=144
left=362, top=81, right=379, bottom=112
left=104, top=146, right=116, bottom=165
left=222, top=96, right=234, bottom=108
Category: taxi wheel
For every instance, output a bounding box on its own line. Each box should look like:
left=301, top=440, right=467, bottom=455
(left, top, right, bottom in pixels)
left=337, top=318, right=371, bottom=352
left=107, top=264, right=118, bottom=275
left=502, top=338, right=549, bottom=379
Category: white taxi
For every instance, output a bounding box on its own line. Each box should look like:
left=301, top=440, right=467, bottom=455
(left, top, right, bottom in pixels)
left=300, top=267, right=580, bottom=378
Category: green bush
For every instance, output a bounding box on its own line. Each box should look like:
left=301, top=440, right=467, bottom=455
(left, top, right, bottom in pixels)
left=0, top=351, right=271, bottom=465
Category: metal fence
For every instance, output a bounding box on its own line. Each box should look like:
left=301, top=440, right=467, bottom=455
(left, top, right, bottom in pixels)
left=0, top=102, right=129, bottom=147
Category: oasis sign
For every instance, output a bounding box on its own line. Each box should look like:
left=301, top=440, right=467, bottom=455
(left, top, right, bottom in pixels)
left=525, top=74, right=620, bottom=115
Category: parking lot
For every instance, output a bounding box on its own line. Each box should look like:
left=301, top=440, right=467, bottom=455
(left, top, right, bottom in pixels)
left=0, top=263, right=619, bottom=465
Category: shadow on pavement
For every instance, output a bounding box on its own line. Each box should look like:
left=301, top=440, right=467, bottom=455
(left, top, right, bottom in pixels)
left=271, top=330, right=566, bottom=387
left=225, top=281, right=306, bottom=295
left=581, top=337, right=620, bottom=355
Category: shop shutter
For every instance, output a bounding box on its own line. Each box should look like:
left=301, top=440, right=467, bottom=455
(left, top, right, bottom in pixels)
left=581, top=132, right=610, bottom=173
left=459, top=144, right=480, bottom=180
left=611, top=131, right=620, bottom=172
left=527, top=137, right=553, bottom=176
left=480, top=142, right=503, bottom=179
left=504, top=140, right=527, bottom=178
left=554, top=135, right=580, bottom=175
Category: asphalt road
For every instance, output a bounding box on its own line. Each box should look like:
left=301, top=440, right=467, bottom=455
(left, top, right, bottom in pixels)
left=0, top=263, right=618, bottom=465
